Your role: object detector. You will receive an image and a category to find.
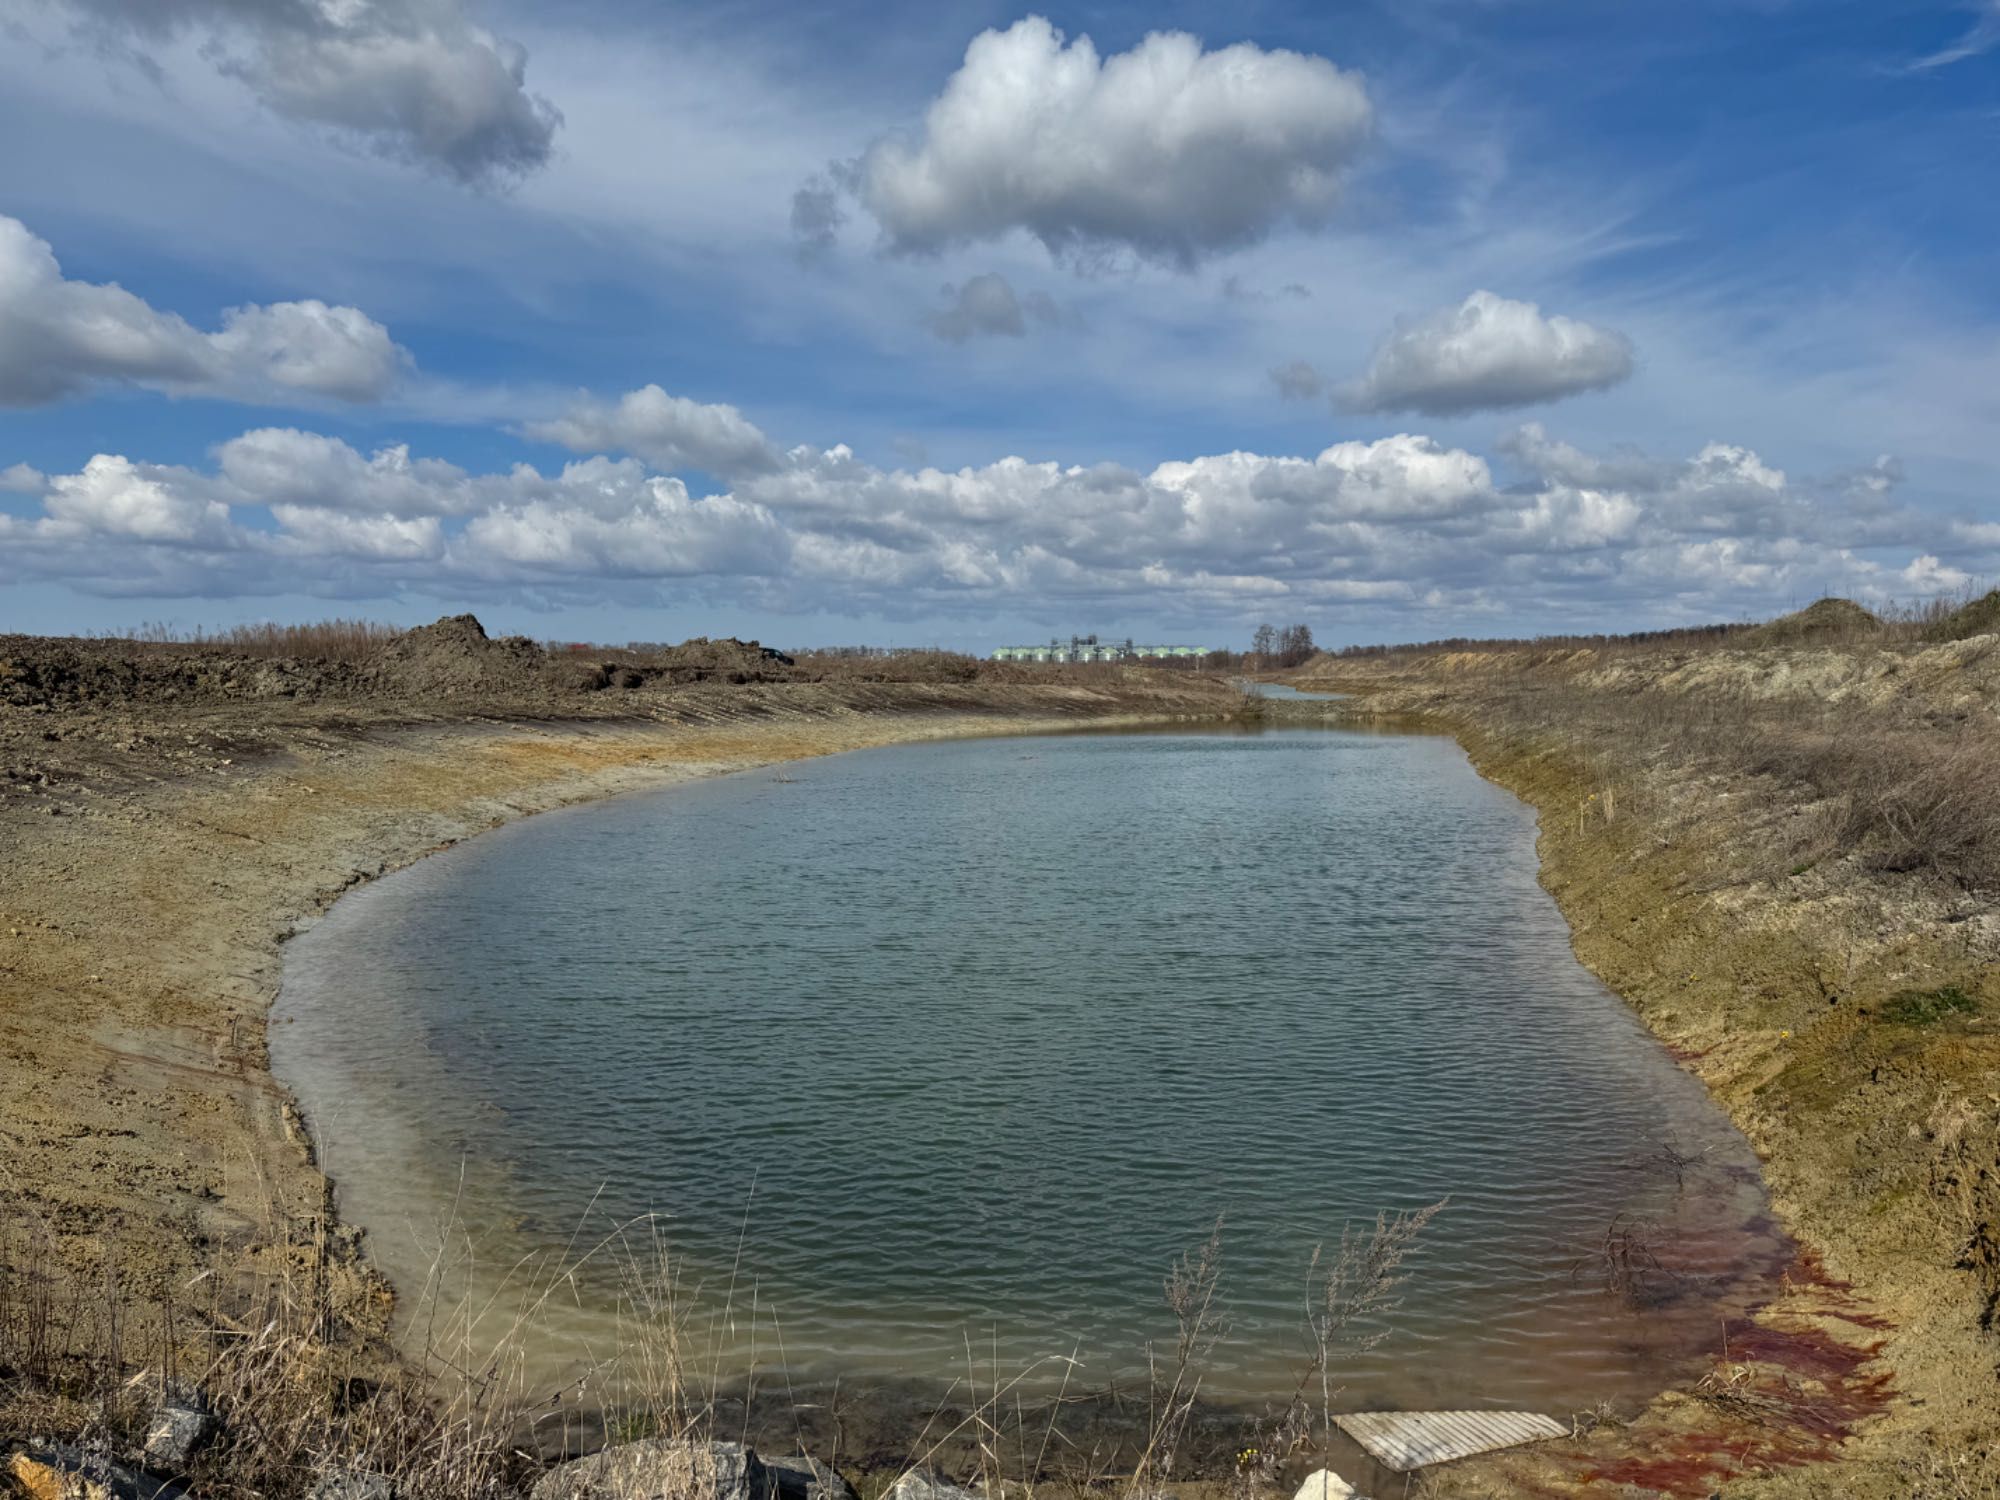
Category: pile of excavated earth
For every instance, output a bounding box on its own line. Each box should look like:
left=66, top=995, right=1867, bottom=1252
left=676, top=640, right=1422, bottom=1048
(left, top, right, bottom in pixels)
left=0, top=614, right=804, bottom=712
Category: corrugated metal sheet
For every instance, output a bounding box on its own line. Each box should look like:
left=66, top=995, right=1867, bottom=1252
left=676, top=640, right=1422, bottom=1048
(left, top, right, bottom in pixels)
left=1334, top=1409, right=1567, bottom=1471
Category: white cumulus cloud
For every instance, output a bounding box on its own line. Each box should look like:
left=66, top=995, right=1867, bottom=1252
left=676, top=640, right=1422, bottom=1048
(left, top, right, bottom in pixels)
left=1, top=408, right=1980, bottom=631
left=525, top=385, right=780, bottom=477
left=0, top=215, right=407, bottom=407
left=839, top=16, right=1371, bottom=269
left=1344, top=291, right=1634, bottom=416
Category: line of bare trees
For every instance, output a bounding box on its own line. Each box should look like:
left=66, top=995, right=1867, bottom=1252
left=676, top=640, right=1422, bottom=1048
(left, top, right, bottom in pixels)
left=1249, top=623, right=1316, bottom=669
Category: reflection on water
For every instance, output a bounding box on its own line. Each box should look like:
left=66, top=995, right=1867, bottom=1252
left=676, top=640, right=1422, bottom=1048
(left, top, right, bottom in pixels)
left=273, top=726, right=1785, bottom=1418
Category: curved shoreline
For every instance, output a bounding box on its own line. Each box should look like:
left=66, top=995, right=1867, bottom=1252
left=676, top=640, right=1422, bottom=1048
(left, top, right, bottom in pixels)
left=0, top=687, right=1235, bottom=1350
left=3, top=665, right=1980, bottom=1493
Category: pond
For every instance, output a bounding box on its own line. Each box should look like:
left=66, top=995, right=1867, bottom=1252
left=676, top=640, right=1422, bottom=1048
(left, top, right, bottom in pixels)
left=272, top=724, right=1784, bottom=1433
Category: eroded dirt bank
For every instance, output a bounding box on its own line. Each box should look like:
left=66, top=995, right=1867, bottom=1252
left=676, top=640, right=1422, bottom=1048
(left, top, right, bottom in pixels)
left=1289, top=640, right=2000, bottom=1497
left=0, top=629, right=1240, bottom=1402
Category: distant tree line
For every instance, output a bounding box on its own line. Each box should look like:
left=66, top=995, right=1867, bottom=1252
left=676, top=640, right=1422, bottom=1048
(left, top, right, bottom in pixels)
left=1328, top=622, right=1748, bottom=657
left=1249, top=623, right=1317, bottom=668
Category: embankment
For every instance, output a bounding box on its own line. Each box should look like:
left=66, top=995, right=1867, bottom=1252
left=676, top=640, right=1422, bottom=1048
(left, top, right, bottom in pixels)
left=1291, top=639, right=2000, bottom=1497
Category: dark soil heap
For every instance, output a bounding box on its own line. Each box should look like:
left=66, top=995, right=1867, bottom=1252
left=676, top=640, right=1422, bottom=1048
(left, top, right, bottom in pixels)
left=366, top=613, right=548, bottom=698
left=1740, top=596, right=1883, bottom=646
left=647, top=636, right=796, bottom=685
left=0, top=638, right=360, bottom=708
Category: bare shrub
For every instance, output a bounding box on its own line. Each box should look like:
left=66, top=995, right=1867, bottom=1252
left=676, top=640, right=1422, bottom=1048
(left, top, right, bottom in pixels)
left=1568, top=1214, right=1683, bottom=1310
left=1298, top=1198, right=1449, bottom=1435
left=1130, top=1216, right=1226, bottom=1493
left=116, top=618, right=407, bottom=661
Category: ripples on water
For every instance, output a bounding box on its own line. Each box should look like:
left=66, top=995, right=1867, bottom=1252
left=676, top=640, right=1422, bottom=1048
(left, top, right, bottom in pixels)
left=274, top=726, right=1785, bottom=1413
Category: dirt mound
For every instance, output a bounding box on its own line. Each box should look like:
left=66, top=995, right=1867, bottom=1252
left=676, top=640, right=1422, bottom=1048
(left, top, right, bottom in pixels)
left=367, top=614, right=548, bottom=698
left=0, top=637, right=358, bottom=708
left=1741, top=597, right=1883, bottom=646
left=647, top=637, right=796, bottom=685
left=1924, top=588, right=2000, bottom=642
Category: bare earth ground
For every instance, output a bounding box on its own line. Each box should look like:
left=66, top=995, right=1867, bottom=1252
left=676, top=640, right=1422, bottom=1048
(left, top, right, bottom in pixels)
left=4, top=620, right=1998, bottom=1496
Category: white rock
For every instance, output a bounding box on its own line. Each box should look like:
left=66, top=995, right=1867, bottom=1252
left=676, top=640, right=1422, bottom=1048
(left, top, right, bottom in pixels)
left=1292, top=1469, right=1360, bottom=1500
left=310, top=1471, right=395, bottom=1500
left=885, top=1471, right=982, bottom=1500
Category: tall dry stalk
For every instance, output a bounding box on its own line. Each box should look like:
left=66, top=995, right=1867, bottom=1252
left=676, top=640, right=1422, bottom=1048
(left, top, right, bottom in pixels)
left=1285, top=1197, right=1448, bottom=1455
left=1127, top=1216, right=1226, bottom=1495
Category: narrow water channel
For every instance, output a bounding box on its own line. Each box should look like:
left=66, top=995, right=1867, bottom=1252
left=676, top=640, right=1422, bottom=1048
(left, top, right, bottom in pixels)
left=273, top=724, right=1785, bottom=1425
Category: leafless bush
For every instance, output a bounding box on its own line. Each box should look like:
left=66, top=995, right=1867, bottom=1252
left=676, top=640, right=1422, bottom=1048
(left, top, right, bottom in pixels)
left=114, top=618, right=407, bottom=662
left=1690, top=1357, right=1793, bottom=1427
left=1298, top=1198, right=1449, bottom=1435
left=1129, top=1217, right=1226, bottom=1493
left=1569, top=1215, right=1682, bottom=1310
left=1623, top=1136, right=1714, bottom=1193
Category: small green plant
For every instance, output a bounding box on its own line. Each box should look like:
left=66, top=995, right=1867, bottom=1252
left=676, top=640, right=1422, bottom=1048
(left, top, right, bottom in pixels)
left=1878, top=986, right=1979, bottom=1025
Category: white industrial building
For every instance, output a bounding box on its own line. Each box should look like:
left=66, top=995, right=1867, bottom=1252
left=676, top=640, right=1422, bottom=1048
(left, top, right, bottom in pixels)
left=991, top=635, right=1212, bottom=664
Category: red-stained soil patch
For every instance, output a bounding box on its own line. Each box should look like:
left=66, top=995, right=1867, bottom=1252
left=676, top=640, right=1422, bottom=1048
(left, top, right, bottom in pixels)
left=1563, top=1314, right=1895, bottom=1497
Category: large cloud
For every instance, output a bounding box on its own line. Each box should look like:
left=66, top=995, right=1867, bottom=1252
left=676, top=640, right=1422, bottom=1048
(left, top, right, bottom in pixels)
left=0, top=215, right=406, bottom=406
left=525, top=385, right=780, bottom=477
left=2, top=408, right=1981, bottom=630
left=837, top=16, right=1371, bottom=269
left=1343, top=291, right=1635, bottom=416
left=46, top=0, right=559, bottom=184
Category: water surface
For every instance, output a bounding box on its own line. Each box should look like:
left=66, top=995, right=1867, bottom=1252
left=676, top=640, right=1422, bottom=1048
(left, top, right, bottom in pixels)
left=274, top=726, right=1782, bottom=1414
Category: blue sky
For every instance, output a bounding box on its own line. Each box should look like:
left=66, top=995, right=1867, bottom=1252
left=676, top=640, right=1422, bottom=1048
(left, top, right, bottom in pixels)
left=0, top=0, right=1995, bottom=649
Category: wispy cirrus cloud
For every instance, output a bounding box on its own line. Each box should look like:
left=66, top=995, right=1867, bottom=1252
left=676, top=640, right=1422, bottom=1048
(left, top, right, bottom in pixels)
left=1906, top=1, right=2000, bottom=70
